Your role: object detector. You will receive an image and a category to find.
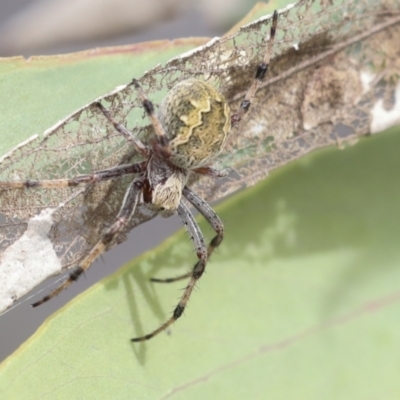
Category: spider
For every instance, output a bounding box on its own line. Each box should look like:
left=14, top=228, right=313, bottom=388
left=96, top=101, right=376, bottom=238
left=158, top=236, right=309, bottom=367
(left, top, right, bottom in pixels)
left=0, top=11, right=278, bottom=341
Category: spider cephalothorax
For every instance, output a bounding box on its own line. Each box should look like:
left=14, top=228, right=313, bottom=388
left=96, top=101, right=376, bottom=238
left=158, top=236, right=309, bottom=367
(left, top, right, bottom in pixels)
left=0, top=11, right=278, bottom=341
left=144, top=154, right=189, bottom=213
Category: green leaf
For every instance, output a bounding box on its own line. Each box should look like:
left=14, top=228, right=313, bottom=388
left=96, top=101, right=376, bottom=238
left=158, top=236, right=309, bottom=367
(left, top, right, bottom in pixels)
left=2, top=0, right=400, bottom=397
left=2, top=1, right=399, bottom=309
left=0, top=38, right=209, bottom=310
left=1, top=124, right=400, bottom=398
left=0, top=39, right=208, bottom=155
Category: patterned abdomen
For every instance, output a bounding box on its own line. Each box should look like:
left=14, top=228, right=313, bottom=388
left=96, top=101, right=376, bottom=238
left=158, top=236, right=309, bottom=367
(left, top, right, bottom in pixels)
left=159, top=79, right=231, bottom=169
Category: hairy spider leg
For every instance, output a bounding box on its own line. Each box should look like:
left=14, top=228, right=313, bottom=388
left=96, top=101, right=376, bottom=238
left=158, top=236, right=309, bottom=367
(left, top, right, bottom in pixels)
left=0, top=163, right=145, bottom=189
left=132, top=199, right=208, bottom=342
left=32, top=179, right=144, bottom=307
left=132, top=11, right=279, bottom=341
left=151, top=185, right=224, bottom=284
left=96, top=101, right=149, bottom=157
left=231, top=10, right=278, bottom=126
left=131, top=79, right=171, bottom=158
left=27, top=10, right=278, bottom=339
left=192, top=166, right=231, bottom=179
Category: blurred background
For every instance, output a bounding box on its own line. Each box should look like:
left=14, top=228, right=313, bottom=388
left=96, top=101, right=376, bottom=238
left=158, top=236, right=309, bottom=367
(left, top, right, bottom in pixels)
left=0, top=0, right=259, bottom=57
left=0, top=0, right=260, bottom=362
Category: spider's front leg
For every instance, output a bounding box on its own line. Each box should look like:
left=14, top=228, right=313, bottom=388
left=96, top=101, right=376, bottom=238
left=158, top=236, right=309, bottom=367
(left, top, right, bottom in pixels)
left=31, top=178, right=144, bottom=307
left=151, top=185, right=224, bottom=284
left=132, top=200, right=209, bottom=342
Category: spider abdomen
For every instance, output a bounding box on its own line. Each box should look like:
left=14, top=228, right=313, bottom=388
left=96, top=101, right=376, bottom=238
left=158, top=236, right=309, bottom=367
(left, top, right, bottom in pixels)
left=159, top=78, right=231, bottom=169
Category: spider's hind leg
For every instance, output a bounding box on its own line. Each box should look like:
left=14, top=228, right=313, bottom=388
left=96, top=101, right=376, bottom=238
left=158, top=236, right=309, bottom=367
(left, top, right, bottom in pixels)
left=131, top=79, right=171, bottom=159
left=231, top=10, right=278, bottom=126
left=96, top=101, right=149, bottom=157
left=192, top=166, right=231, bottom=179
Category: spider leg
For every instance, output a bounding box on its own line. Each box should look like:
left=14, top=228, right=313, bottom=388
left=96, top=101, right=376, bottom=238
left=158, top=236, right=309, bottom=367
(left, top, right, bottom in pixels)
left=192, top=166, right=231, bottom=179
left=151, top=185, right=223, bottom=284
left=231, top=10, right=278, bottom=126
left=96, top=101, right=150, bottom=157
left=132, top=200, right=207, bottom=342
left=0, top=162, right=145, bottom=189
left=131, top=79, right=171, bottom=158
left=31, top=178, right=144, bottom=307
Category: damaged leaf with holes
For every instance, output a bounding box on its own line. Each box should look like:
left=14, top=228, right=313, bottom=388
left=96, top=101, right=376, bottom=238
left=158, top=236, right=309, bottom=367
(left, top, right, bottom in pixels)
left=1, top=0, right=400, bottom=312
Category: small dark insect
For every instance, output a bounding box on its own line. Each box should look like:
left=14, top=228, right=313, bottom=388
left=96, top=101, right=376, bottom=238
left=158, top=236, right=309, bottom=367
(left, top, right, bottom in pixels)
left=0, top=11, right=278, bottom=341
